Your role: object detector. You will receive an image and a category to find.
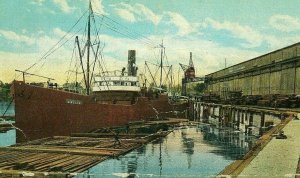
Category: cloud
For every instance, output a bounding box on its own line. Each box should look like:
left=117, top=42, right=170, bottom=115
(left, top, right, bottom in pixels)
left=135, top=4, right=161, bottom=25
left=205, top=18, right=263, bottom=48
left=269, top=15, right=300, bottom=32
left=165, top=12, right=198, bottom=36
left=0, top=27, right=261, bottom=86
left=1, top=26, right=260, bottom=82
left=112, top=3, right=161, bottom=25
left=112, top=3, right=197, bottom=36
left=91, top=0, right=106, bottom=15
left=264, top=34, right=300, bottom=50
left=0, top=30, right=35, bottom=45
left=53, top=0, right=74, bottom=13
left=115, top=8, right=136, bottom=22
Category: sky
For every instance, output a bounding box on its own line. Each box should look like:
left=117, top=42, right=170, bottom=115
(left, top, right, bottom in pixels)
left=1, top=0, right=300, bottom=85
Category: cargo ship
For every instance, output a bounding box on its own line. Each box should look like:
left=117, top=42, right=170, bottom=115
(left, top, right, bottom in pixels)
left=11, top=2, right=188, bottom=142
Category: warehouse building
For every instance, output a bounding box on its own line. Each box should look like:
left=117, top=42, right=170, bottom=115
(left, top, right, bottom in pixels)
left=205, top=43, right=300, bottom=98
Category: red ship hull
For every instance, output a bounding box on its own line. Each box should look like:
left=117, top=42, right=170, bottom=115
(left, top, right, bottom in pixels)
left=11, top=81, right=188, bottom=142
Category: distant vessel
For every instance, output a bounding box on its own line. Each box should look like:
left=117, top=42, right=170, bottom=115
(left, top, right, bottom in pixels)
left=11, top=2, right=188, bottom=142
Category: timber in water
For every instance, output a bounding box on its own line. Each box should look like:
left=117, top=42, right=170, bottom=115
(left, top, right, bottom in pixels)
left=0, top=118, right=188, bottom=177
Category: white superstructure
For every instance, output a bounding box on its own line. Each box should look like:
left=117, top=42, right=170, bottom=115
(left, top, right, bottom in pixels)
left=92, top=71, right=140, bottom=92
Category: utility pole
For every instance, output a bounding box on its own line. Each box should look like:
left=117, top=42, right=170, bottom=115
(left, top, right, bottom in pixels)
left=225, top=58, right=227, bottom=68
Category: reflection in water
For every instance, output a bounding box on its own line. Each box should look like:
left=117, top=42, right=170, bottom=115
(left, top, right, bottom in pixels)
left=181, top=129, right=194, bottom=169
left=159, top=141, right=162, bottom=176
left=199, top=124, right=256, bottom=160
left=0, top=103, right=263, bottom=176
left=76, top=125, right=252, bottom=178
left=127, top=155, right=137, bottom=178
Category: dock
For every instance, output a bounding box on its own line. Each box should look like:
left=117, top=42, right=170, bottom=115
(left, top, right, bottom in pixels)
left=218, top=113, right=300, bottom=177
left=237, top=117, right=300, bottom=177
left=0, top=118, right=188, bottom=177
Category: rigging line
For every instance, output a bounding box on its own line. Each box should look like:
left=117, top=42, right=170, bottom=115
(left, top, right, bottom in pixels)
left=99, top=44, right=108, bottom=72
left=81, top=19, right=89, bottom=57
left=99, top=20, right=156, bottom=48
left=163, top=47, right=170, bottom=67
left=89, top=43, right=100, bottom=87
left=97, top=60, right=111, bottom=90
left=94, top=45, right=111, bottom=91
left=95, top=13, right=157, bottom=46
left=66, top=41, right=77, bottom=83
left=143, top=62, right=147, bottom=75
left=145, top=62, right=157, bottom=87
left=34, top=27, right=84, bottom=75
left=102, top=51, right=108, bottom=72
left=171, top=66, right=174, bottom=89
left=81, top=18, right=88, bottom=45
left=101, top=18, right=156, bottom=46
left=101, top=25, right=155, bottom=48
left=146, top=61, right=160, bottom=67
left=90, top=13, right=105, bottom=77
left=163, top=65, right=172, bottom=86
left=146, top=61, right=170, bottom=67
left=152, top=66, right=160, bottom=86
left=143, top=62, right=147, bottom=86
left=23, top=10, right=89, bottom=73
left=92, top=13, right=104, bottom=45
left=44, top=27, right=84, bottom=59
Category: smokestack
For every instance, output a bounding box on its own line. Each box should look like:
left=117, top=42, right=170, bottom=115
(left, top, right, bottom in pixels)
left=189, top=52, right=194, bottom=68
left=128, top=50, right=136, bottom=76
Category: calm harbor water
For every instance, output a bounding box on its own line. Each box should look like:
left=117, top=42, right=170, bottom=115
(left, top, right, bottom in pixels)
left=0, top=128, right=15, bottom=147
left=0, top=102, right=256, bottom=177
left=0, top=101, right=15, bottom=116
left=0, top=102, right=16, bottom=146
left=75, top=126, right=255, bottom=178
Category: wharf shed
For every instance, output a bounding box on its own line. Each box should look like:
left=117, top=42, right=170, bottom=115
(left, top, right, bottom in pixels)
left=205, top=42, right=300, bottom=97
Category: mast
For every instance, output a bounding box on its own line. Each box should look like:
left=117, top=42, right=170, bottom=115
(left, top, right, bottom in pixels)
left=159, top=40, right=164, bottom=89
left=86, top=0, right=92, bottom=95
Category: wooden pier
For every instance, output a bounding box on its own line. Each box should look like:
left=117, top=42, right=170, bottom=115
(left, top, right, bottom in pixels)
left=217, top=114, right=293, bottom=176
left=191, top=101, right=300, bottom=177
left=0, top=118, right=187, bottom=177
left=191, top=102, right=297, bottom=135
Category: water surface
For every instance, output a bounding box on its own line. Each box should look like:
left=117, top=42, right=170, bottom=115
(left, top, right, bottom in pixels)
left=76, top=126, right=254, bottom=178
left=0, top=101, right=15, bottom=116
left=0, top=102, right=16, bottom=146
left=0, top=102, right=256, bottom=177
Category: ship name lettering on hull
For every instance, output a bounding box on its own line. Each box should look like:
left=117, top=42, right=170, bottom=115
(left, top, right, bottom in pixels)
left=66, top=99, right=83, bottom=105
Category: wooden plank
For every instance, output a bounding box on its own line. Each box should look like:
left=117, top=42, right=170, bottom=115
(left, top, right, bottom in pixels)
left=34, top=155, right=83, bottom=172
left=72, top=156, right=109, bottom=173
left=29, top=154, right=72, bottom=171
left=0, top=124, right=175, bottom=176
left=0, top=146, right=122, bottom=156
left=71, top=133, right=149, bottom=138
